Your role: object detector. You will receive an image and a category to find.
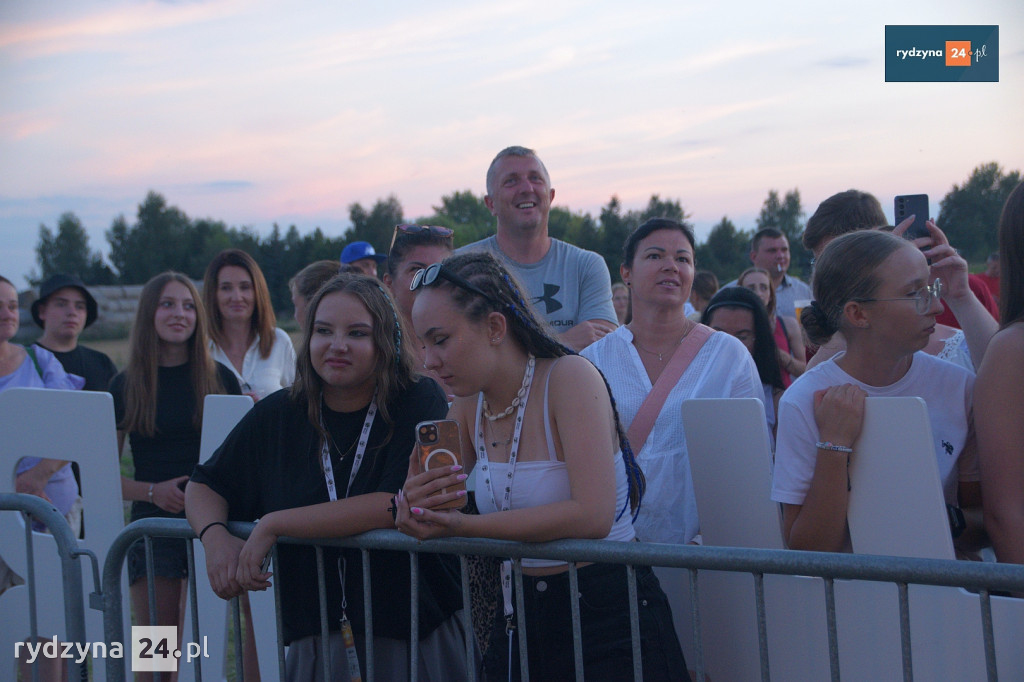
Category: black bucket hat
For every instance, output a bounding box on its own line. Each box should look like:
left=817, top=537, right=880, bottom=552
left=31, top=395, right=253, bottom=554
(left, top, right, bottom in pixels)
left=31, top=274, right=99, bottom=328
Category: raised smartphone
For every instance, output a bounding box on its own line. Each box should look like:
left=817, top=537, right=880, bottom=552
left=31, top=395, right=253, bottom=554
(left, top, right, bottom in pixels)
left=894, top=194, right=931, bottom=240
left=416, top=419, right=467, bottom=510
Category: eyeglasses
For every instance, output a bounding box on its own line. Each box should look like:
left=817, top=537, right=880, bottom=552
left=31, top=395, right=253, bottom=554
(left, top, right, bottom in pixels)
left=852, top=278, right=943, bottom=315
left=410, top=262, right=492, bottom=301
left=389, top=224, right=455, bottom=251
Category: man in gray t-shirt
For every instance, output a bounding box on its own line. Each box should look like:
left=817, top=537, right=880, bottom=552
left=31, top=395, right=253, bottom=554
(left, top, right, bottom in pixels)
left=459, top=146, right=617, bottom=351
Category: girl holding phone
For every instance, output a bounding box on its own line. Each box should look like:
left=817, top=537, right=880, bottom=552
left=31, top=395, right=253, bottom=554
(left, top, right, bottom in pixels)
left=188, top=273, right=468, bottom=681
left=395, top=253, right=686, bottom=681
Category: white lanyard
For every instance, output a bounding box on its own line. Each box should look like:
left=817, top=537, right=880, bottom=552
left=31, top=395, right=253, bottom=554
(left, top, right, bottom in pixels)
left=319, top=393, right=377, bottom=674
left=474, top=360, right=535, bottom=629
left=320, top=397, right=378, bottom=502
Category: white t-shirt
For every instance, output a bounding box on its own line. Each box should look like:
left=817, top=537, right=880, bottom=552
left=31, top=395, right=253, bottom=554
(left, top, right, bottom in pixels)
left=582, top=326, right=763, bottom=544
left=771, top=352, right=978, bottom=508
left=210, top=327, right=296, bottom=400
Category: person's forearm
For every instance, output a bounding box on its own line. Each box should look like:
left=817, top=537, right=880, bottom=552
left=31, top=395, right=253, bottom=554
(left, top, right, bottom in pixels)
left=121, top=475, right=149, bottom=503
left=785, top=452, right=851, bottom=551
left=184, top=482, right=231, bottom=534
left=944, top=294, right=998, bottom=368
left=456, top=498, right=615, bottom=543
left=257, top=493, right=394, bottom=539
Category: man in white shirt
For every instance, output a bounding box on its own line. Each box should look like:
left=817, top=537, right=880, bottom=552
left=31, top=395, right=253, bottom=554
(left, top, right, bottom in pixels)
left=459, top=146, right=617, bottom=351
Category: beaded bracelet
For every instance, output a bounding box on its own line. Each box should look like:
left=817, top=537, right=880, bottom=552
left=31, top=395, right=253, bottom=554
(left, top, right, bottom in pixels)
left=815, top=441, right=853, bottom=454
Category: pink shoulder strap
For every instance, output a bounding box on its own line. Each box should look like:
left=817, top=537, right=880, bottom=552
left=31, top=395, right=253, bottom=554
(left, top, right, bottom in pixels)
left=626, top=324, right=714, bottom=455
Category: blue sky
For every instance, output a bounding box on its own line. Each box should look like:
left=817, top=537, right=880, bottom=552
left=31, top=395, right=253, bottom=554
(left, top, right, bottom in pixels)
left=2, top=0, right=1022, bottom=286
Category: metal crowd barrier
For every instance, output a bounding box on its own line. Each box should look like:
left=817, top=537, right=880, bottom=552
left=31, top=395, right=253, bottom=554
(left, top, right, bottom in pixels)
left=86, top=517, right=1024, bottom=682
left=1, top=492, right=98, bottom=682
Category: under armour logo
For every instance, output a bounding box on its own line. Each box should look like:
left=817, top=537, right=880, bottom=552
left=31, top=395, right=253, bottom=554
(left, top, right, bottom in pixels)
left=942, top=440, right=954, bottom=456
left=533, top=283, right=563, bottom=314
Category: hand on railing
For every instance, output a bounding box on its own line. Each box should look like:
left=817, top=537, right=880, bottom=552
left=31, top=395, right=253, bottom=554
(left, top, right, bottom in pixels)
left=236, top=522, right=275, bottom=591
left=200, top=527, right=246, bottom=600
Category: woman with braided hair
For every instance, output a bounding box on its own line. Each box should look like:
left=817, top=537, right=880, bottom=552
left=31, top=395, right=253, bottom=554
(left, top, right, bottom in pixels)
left=188, top=273, right=469, bottom=681
left=395, top=252, right=685, bottom=681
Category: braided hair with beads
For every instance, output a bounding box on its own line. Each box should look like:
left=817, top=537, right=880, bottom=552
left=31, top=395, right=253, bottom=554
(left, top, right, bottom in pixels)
left=428, top=252, right=646, bottom=518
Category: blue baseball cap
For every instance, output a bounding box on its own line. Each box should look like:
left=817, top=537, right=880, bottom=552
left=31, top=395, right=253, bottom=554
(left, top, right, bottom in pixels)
left=340, top=241, right=387, bottom=264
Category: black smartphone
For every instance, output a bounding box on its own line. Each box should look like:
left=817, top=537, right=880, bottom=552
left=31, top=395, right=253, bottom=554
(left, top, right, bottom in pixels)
left=894, top=194, right=930, bottom=240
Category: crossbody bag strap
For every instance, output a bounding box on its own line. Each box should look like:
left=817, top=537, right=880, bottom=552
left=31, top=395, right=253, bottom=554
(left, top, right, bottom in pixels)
left=626, top=324, right=714, bottom=455
left=26, top=345, right=45, bottom=380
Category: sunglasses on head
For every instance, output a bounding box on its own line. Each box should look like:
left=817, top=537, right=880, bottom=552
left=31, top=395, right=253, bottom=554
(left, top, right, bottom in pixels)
left=389, top=224, right=455, bottom=251
left=409, top=262, right=492, bottom=302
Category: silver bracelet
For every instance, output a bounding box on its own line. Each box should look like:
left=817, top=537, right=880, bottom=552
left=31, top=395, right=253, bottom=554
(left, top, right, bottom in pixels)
left=815, top=441, right=853, bottom=454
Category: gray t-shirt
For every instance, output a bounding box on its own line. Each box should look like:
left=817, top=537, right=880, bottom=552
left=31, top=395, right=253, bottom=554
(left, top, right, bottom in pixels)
left=458, top=235, right=617, bottom=331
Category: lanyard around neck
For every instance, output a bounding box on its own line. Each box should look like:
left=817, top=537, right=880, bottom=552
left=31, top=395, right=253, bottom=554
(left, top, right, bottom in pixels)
left=475, top=360, right=536, bottom=514
left=320, top=396, right=378, bottom=501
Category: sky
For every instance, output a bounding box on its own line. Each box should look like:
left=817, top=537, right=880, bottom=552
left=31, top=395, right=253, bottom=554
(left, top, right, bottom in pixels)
left=1, top=0, right=1022, bottom=287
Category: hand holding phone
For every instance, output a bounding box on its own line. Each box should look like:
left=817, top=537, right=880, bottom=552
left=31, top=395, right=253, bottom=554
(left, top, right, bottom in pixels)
left=416, top=419, right=467, bottom=511
left=894, top=194, right=931, bottom=240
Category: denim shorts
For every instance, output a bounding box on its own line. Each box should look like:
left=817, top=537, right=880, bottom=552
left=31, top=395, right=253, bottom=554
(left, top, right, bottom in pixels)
left=483, top=563, right=687, bottom=681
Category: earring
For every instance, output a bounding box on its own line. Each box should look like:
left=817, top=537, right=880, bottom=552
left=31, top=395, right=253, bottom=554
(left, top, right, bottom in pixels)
left=490, top=337, right=500, bottom=344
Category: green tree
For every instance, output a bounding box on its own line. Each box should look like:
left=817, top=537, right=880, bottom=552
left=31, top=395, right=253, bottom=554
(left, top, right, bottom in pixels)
left=417, top=190, right=494, bottom=247
left=756, top=189, right=803, bottom=243
left=939, top=162, right=1023, bottom=262
left=695, top=216, right=752, bottom=283
left=598, top=196, right=631, bottom=276
left=34, top=212, right=115, bottom=285
left=106, top=192, right=194, bottom=283
left=346, top=195, right=403, bottom=255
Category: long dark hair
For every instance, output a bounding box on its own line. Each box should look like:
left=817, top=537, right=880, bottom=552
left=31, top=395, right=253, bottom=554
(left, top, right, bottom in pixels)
left=998, top=182, right=1024, bottom=326
left=428, top=252, right=645, bottom=514
left=291, top=273, right=415, bottom=447
left=702, top=286, right=785, bottom=390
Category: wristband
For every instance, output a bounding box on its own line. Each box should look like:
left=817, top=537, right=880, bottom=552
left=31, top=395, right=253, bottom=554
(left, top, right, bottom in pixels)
left=147, top=484, right=154, bottom=501
left=815, top=441, right=853, bottom=454
left=388, top=495, right=398, bottom=522
left=198, top=521, right=228, bottom=542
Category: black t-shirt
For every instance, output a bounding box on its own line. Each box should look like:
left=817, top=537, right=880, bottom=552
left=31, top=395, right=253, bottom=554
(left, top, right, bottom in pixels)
left=111, top=362, right=240, bottom=518
left=37, top=343, right=117, bottom=392
left=191, top=378, right=462, bottom=644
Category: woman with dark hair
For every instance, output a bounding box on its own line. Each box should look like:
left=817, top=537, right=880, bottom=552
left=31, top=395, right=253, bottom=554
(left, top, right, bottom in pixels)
left=772, top=230, right=984, bottom=553
left=288, top=259, right=341, bottom=327
left=738, top=265, right=806, bottom=385
left=395, top=252, right=686, bottom=681
left=203, top=249, right=296, bottom=400
left=582, top=218, right=761, bottom=546
left=702, top=285, right=786, bottom=444
left=187, top=273, right=467, bottom=681
left=976, top=181, right=1024, bottom=565
left=110, top=272, right=240, bottom=677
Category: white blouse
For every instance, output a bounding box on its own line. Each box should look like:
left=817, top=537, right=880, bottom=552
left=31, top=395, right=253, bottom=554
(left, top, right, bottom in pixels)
left=582, top=326, right=763, bottom=544
left=210, top=327, right=296, bottom=400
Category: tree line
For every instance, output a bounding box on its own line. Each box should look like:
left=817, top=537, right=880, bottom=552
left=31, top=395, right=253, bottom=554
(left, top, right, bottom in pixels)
left=33, top=162, right=1020, bottom=313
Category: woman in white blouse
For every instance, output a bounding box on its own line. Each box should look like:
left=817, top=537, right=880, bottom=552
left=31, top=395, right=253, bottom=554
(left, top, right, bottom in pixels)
left=581, top=218, right=762, bottom=545
left=203, top=249, right=296, bottom=400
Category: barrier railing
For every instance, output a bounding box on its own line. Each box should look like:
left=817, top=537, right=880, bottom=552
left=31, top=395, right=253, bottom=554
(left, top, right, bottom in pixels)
left=1, top=492, right=99, bottom=682
left=89, top=517, right=1024, bottom=682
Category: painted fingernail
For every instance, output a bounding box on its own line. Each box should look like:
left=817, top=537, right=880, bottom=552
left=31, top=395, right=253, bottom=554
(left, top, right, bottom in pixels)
left=397, top=489, right=404, bottom=501
left=457, top=490, right=467, bottom=497
left=450, top=464, right=463, bottom=472
left=411, top=507, right=424, bottom=515
left=456, top=474, right=468, bottom=481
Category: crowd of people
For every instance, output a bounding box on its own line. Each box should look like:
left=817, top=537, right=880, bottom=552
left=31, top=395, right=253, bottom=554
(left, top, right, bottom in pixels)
left=3, top=144, right=1023, bottom=681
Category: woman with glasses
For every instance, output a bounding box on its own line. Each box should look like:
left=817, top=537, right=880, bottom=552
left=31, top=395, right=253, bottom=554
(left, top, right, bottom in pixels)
left=395, top=253, right=686, bottom=681
left=203, top=249, right=296, bottom=401
left=382, top=224, right=454, bottom=326
left=772, top=230, right=984, bottom=553
left=976, top=181, right=1024, bottom=566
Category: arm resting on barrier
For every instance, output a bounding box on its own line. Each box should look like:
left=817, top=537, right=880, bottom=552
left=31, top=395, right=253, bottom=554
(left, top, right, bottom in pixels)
left=185, top=481, right=245, bottom=599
